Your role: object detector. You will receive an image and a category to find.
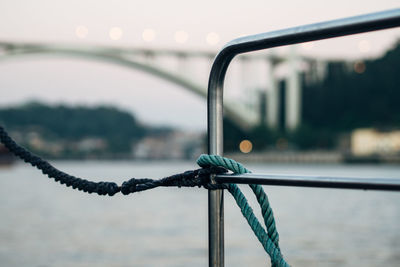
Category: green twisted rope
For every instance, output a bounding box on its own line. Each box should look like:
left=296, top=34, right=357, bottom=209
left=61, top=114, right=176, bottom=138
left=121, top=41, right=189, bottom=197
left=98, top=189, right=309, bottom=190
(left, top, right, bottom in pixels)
left=197, top=154, right=290, bottom=267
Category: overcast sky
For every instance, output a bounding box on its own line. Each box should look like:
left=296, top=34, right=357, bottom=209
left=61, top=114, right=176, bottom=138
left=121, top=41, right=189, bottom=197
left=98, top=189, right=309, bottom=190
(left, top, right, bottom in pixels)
left=0, top=1, right=399, bottom=130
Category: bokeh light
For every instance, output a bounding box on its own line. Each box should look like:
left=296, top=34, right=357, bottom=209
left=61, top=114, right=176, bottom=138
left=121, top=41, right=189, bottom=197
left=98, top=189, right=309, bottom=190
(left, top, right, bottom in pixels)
left=174, top=30, right=189, bottom=44
left=358, top=40, right=371, bottom=53
left=354, top=61, right=366, bottom=74
left=109, top=27, right=123, bottom=40
left=206, top=32, right=220, bottom=46
left=75, top=26, right=88, bottom=39
left=301, top=41, right=315, bottom=50
left=239, top=140, right=253, bottom=153
left=142, top=28, right=156, bottom=42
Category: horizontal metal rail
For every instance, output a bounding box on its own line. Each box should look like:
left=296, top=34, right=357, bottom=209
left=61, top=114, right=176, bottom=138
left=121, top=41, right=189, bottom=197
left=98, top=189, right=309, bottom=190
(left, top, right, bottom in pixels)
left=216, top=8, right=400, bottom=59
left=215, top=173, right=400, bottom=191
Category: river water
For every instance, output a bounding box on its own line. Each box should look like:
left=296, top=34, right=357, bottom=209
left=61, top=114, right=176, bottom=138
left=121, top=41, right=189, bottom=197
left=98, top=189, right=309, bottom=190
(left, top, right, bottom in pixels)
left=0, top=160, right=399, bottom=267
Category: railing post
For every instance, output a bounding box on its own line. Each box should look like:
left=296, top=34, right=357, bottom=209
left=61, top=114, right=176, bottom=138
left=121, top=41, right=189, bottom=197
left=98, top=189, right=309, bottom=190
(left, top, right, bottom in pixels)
left=208, top=63, right=225, bottom=266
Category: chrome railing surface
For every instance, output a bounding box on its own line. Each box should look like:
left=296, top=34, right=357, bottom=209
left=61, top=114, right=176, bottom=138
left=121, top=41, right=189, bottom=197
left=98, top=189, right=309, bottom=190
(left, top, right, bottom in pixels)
left=207, top=8, right=400, bottom=267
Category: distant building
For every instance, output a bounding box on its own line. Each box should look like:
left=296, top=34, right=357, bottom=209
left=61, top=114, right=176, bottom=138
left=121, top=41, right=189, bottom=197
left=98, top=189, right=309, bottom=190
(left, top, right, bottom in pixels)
left=77, top=138, right=107, bottom=152
left=133, top=131, right=204, bottom=160
left=14, top=130, right=108, bottom=158
left=351, top=128, right=400, bottom=156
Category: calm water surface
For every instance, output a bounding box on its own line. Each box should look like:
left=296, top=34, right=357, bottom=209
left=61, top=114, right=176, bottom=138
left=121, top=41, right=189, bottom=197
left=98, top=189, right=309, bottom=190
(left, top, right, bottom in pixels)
left=0, top=160, right=400, bottom=266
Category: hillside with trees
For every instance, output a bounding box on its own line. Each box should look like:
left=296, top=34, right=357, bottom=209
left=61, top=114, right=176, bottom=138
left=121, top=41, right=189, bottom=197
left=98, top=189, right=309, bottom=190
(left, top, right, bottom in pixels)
left=0, top=102, right=149, bottom=158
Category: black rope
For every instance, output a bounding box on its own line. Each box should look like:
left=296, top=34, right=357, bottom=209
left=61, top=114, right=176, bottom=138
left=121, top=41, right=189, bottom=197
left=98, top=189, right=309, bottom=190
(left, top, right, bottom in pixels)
left=0, top=125, right=228, bottom=196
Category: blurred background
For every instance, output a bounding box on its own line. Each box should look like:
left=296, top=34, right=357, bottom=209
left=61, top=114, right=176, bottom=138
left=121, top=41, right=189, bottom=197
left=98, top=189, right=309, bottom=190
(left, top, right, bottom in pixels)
left=1, top=1, right=400, bottom=266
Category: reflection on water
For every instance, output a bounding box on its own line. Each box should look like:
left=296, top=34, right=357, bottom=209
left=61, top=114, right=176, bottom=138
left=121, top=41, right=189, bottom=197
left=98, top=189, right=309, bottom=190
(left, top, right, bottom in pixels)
left=0, top=161, right=400, bottom=266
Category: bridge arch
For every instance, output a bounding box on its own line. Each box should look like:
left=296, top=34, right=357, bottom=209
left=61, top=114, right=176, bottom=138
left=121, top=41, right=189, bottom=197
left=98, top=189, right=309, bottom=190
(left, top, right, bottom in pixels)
left=0, top=47, right=251, bottom=129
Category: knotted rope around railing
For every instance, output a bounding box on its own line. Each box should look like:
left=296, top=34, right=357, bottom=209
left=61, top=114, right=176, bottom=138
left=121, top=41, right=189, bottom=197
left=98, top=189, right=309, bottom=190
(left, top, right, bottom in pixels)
left=0, top=124, right=289, bottom=266
left=197, top=154, right=289, bottom=267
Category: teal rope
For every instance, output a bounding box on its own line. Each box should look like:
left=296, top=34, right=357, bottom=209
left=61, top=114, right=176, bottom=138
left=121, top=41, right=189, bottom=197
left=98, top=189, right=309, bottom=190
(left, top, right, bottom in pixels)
left=197, top=154, right=289, bottom=267
left=197, top=155, right=280, bottom=248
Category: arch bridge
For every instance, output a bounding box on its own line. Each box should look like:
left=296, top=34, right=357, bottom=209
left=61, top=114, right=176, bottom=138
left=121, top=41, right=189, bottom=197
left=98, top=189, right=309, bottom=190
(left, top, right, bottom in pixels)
left=0, top=41, right=319, bottom=131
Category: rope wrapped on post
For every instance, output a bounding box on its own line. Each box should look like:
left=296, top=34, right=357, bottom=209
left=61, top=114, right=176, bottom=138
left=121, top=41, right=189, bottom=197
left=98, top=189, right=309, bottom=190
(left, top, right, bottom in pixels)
left=197, top=154, right=289, bottom=267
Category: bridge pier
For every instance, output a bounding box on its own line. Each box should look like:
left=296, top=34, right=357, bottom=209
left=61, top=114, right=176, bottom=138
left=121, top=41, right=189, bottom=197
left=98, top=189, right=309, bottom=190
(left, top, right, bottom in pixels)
left=177, top=53, right=191, bottom=79
left=285, top=46, right=301, bottom=131
left=266, top=60, right=279, bottom=129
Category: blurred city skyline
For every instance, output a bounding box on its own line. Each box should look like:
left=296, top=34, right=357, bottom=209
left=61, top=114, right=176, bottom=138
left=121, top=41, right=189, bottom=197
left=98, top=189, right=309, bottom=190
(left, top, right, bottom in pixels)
left=1, top=1, right=400, bottom=129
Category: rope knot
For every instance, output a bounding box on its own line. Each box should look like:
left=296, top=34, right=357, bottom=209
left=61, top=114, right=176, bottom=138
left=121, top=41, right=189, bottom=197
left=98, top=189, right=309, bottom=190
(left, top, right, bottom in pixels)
left=196, top=154, right=290, bottom=266
left=197, top=166, right=229, bottom=189
left=121, top=178, right=139, bottom=195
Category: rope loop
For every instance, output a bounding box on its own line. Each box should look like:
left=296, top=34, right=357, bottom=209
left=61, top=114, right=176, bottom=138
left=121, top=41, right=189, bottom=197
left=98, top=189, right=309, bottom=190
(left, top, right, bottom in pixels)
left=197, top=154, right=290, bottom=267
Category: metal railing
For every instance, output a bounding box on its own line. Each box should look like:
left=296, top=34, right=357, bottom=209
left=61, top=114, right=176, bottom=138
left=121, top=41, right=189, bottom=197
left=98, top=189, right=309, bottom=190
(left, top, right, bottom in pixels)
left=206, top=8, right=400, bottom=267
